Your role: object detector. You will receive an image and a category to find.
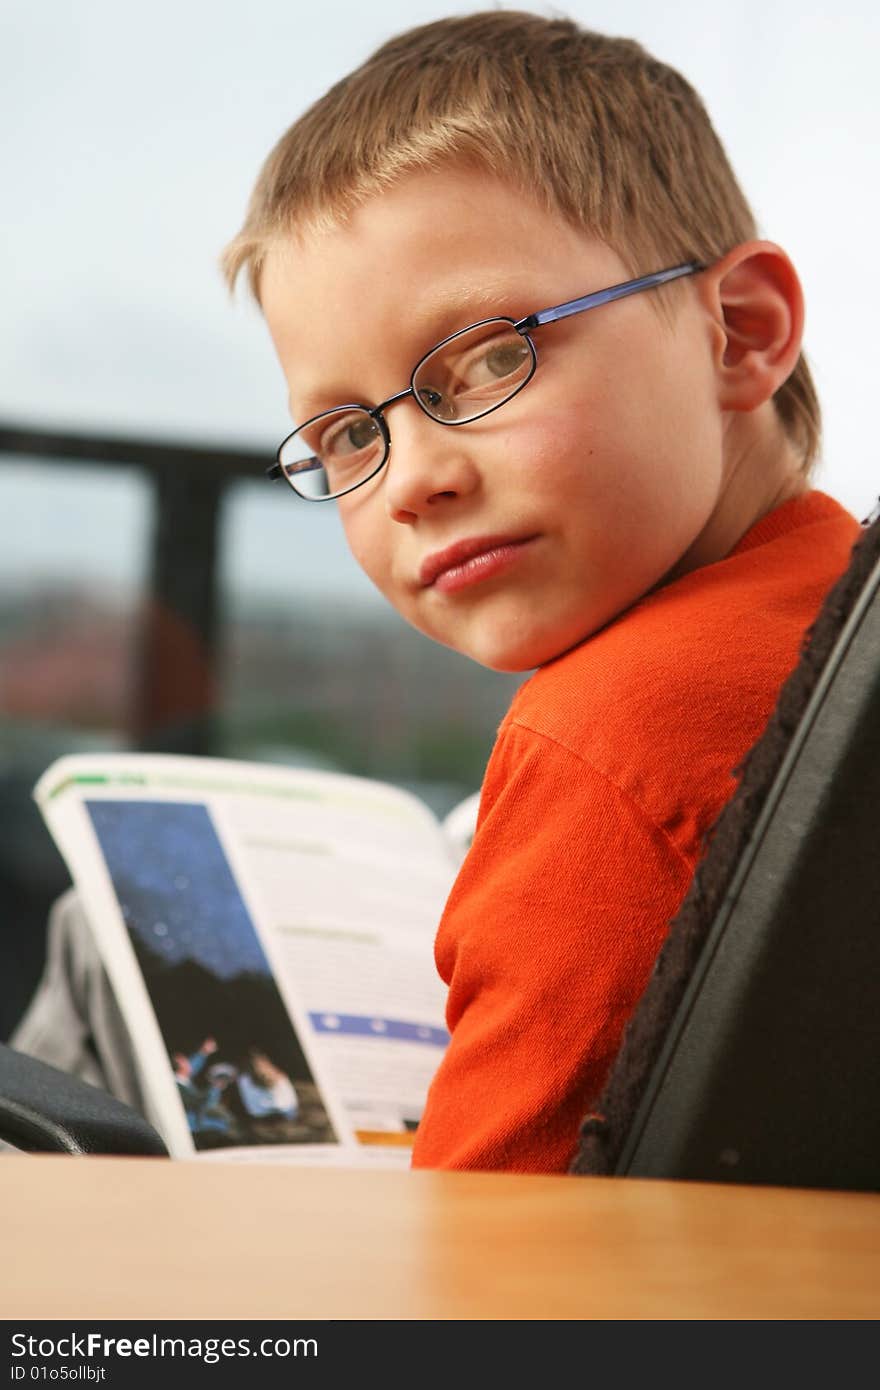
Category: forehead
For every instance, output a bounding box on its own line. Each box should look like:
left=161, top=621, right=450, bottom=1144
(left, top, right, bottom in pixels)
left=259, top=166, right=628, bottom=414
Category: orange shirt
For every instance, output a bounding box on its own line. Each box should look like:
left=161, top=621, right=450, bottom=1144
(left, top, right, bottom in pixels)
left=411, top=490, right=862, bottom=1173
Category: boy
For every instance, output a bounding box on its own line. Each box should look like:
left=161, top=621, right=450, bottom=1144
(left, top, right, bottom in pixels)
left=14, top=11, right=862, bottom=1173
left=219, top=10, right=862, bottom=1173
left=218, top=10, right=862, bottom=1173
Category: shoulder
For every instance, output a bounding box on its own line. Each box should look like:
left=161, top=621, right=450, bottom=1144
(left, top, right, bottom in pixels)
left=510, top=490, right=859, bottom=742
left=486, top=490, right=861, bottom=857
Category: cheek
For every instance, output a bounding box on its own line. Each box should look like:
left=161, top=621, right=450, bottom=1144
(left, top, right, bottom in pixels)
left=496, top=407, right=593, bottom=486
left=499, top=403, right=621, bottom=522
left=338, top=501, right=395, bottom=595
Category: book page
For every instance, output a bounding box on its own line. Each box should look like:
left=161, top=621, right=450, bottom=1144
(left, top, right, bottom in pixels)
left=34, top=753, right=459, bottom=1167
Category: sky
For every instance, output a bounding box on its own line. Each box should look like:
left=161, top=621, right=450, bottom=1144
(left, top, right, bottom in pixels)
left=87, top=800, right=271, bottom=979
left=1, top=0, right=879, bottom=604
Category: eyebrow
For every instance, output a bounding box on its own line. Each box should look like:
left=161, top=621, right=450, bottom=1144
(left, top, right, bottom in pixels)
left=290, top=279, right=535, bottom=422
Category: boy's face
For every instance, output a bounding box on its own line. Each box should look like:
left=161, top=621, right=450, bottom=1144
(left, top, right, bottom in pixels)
left=261, top=165, right=726, bottom=671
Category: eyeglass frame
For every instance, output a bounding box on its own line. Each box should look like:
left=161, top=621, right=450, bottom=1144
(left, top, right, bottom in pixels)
left=267, top=260, right=706, bottom=501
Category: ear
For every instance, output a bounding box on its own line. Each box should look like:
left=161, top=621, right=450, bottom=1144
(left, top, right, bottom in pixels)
left=700, top=241, right=805, bottom=414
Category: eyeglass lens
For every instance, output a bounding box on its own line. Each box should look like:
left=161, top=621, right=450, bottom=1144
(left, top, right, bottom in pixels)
left=278, top=319, right=534, bottom=499
left=284, top=409, right=385, bottom=500
left=413, top=319, right=533, bottom=423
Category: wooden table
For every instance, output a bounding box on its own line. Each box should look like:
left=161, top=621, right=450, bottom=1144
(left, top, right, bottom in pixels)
left=3, top=1156, right=879, bottom=1319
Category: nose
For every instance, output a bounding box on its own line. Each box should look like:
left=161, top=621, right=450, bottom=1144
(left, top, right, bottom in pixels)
left=381, top=398, right=481, bottom=524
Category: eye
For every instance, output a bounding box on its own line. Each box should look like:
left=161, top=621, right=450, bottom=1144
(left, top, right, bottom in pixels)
left=321, top=413, right=381, bottom=459
left=481, top=340, right=531, bottom=380
left=453, top=332, right=531, bottom=391
left=412, top=321, right=533, bottom=422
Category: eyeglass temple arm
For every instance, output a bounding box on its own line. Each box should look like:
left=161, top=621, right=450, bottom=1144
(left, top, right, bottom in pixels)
left=267, top=459, right=322, bottom=480
left=517, top=262, right=705, bottom=331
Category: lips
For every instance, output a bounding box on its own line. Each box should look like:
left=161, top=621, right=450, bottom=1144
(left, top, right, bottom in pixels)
left=419, top=534, right=537, bottom=590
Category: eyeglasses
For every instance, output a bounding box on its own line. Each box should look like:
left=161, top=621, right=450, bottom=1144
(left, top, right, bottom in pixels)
left=267, top=261, right=705, bottom=501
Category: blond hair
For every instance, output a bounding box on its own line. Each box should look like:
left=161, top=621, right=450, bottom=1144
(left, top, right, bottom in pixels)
left=222, top=10, right=820, bottom=474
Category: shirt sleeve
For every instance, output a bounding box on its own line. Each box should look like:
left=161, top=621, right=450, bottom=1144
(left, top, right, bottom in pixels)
left=410, top=720, right=695, bottom=1174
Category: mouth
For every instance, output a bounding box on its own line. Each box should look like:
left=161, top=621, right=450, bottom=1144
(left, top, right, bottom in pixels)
left=419, top=534, right=538, bottom=594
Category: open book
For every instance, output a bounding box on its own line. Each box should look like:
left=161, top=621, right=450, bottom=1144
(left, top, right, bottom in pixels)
left=31, top=752, right=478, bottom=1167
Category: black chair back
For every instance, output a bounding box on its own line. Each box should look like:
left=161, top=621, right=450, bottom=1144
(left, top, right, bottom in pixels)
left=573, top=507, right=880, bottom=1192
left=0, top=1042, right=168, bottom=1156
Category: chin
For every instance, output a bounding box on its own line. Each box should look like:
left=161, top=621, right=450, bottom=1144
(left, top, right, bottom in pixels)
left=463, top=629, right=591, bottom=674
left=475, top=653, right=539, bottom=674
left=422, top=629, right=535, bottom=673
left=408, top=608, right=598, bottom=673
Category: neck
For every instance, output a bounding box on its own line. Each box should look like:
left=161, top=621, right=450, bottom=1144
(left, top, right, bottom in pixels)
left=659, top=404, right=809, bottom=588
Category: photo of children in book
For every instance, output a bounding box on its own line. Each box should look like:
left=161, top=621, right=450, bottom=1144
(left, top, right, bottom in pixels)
left=172, top=1037, right=312, bottom=1148
left=85, top=799, right=337, bottom=1151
